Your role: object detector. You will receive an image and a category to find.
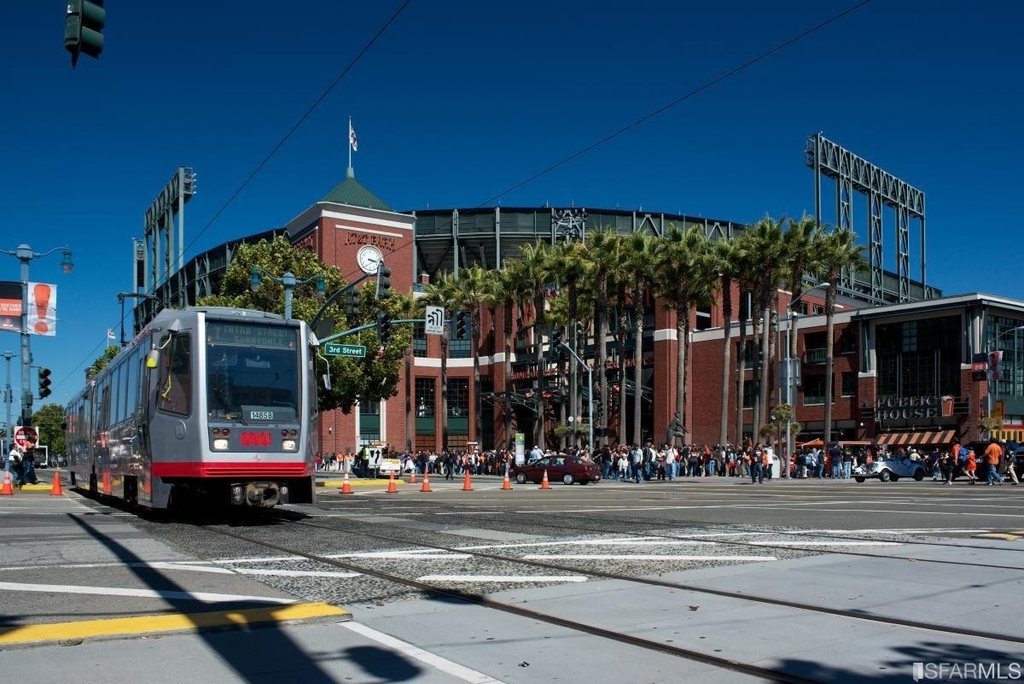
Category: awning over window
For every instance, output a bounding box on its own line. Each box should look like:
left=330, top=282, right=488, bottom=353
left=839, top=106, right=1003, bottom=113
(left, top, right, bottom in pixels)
left=877, top=430, right=957, bottom=447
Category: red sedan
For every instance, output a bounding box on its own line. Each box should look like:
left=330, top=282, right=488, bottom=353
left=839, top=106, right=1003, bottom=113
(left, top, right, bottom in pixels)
left=510, top=455, right=601, bottom=485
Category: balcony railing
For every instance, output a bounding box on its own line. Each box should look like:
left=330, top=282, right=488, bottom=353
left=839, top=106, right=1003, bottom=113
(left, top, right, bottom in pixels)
left=805, top=348, right=827, bottom=365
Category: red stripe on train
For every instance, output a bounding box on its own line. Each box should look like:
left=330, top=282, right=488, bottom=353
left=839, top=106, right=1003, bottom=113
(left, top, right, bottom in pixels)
left=152, top=462, right=310, bottom=478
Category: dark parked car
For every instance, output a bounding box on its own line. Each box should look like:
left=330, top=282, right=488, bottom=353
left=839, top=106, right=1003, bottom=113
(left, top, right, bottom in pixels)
left=510, top=455, right=601, bottom=485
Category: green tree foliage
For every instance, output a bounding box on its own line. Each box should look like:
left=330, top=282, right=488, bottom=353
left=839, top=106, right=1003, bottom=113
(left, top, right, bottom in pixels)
left=31, top=402, right=67, bottom=457
left=87, top=344, right=120, bottom=380
left=196, top=236, right=412, bottom=413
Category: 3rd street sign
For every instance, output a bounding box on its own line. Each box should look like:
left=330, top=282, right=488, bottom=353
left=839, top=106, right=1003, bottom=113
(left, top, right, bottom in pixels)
left=323, top=343, right=366, bottom=358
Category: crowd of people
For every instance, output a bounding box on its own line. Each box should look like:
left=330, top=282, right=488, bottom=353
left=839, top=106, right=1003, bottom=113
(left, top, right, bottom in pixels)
left=313, top=436, right=1021, bottom=486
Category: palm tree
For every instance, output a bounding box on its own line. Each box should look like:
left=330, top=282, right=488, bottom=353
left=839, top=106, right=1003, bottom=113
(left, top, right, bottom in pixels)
left=783, top=214, right=824, bottom=364
left=449, top=264, right=491, bottom=446
left=814, top=227, right=865, bottom=446
left=421, top=272, right=459, bottom=452
left=713, top=235, right=740, bottom=447
left=516, top=241, right=555, bottom=448
left=585, top=229, right=624, bottom=446
left=625, top=231, right=656, bottom=447
left=654, top=226, right=717, bottom=442
left=547, top=240, right=591, bottom=441
left=485, top=264, right=530, bottom=449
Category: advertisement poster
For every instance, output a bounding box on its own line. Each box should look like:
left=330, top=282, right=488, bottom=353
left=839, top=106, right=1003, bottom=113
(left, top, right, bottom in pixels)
left=0, top=280, right=20, bottom=333
left=26, top=282, right=57, bottom=336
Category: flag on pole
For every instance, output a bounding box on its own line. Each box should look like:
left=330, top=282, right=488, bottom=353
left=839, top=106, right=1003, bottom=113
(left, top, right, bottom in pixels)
left=107, top=329, right=116, bottom=340
left=349, top=120, right=358, bottom=152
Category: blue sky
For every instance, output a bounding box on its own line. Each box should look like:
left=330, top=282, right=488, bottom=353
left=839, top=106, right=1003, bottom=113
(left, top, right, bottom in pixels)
left=1, top=0, right=1021, bottom=409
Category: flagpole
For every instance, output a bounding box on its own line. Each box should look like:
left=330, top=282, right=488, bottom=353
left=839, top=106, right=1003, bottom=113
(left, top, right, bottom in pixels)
left=348, top=116, right=353, bottom=171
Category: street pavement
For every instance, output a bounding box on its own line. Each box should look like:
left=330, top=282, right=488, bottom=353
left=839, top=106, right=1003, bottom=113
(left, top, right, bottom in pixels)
left=1, top=472, right=1023, bottom=683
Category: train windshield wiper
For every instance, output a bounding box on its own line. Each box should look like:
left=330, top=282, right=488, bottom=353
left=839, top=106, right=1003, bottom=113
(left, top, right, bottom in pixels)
left=214, top=385, right=248, bottom=425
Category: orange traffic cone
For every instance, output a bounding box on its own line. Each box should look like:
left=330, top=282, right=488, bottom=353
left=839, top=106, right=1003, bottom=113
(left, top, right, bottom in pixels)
left=1, top=470, right=13, bottom=496
left=540, top=469, right=551, bottom=489
left=340, top=471, right=353, bottom=494
left=502, top=472, right=513, bottom=490
left=409, top=470, right=417, bottom=484
left=386, top=471, right=398, bottom=494
left=420, top=472, right=432, bottom=492
left=50, top=472, right=64, bottom=496
left=462, top=470, right=473, bottom=491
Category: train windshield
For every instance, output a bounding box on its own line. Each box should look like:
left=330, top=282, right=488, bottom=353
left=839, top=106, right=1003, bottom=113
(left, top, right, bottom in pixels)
left=205, top=321, right=300, bottom=423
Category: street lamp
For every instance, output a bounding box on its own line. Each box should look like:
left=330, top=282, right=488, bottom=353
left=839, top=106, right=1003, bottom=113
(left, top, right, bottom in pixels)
left=249, top=268, right=325, bottom=320
left=558, top=340, right=593, bottom=450
left=986, top=324, right=1024, bottom=432
left=783, top=282, right=829, bottom=473
left=0, top=244, right=73, bottom=426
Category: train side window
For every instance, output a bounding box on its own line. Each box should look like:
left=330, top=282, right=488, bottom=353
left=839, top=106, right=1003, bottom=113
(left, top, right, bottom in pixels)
left=158, top=334, right=192, bottom=416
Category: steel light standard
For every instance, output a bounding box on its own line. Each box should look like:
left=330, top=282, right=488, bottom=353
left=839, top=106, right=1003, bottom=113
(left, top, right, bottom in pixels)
left=986, top=324, right=1024, bottom=431
left=557, top=341, right=593, bottom=450
left=3, top=350, right=13, bottom=453
left=0, top=244, right=73, bottom=426
left=783, top=282, right=829, bottom=469
left=249, top=269, right=325, bottom=320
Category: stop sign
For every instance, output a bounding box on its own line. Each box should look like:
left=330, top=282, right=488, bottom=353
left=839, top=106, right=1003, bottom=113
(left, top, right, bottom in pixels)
left=14, top=426, right=38, bottom=450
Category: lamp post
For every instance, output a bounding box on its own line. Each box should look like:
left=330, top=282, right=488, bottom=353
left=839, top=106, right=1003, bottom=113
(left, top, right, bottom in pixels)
left=783, top=282, right=829, bottom=473
left=249, top=269, right=325, bottom=320
left=0, top=244, right=74, bottom=426
left=558, top=341, right=593, bottom=450
left=3, top=350, right=13, bottom=453
left=986, top=324, right=1024, bottom=433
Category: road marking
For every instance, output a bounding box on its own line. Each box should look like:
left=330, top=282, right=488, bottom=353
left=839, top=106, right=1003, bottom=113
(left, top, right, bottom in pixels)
left=457, top=537, right=716, bottom=551
left=0, top=581, right=296, bottom=604
left=418, top=575, right=588, bottom=583
left=0, top=602, right=348, bottom=646
left=522, top=554, right=776, bottom=562
left=238, top=569, right=361, bottom=578
left=341, top=622, right=506, bottom=684
left=747, top=540, right=900, bottom=546
left=972, top=533, right=1022, bottom=541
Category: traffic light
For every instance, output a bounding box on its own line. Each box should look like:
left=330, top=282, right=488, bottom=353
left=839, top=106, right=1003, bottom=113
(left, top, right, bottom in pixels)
left=375, top=264, right=392, bottom=300
left=376, top=310, right=393, bottom=345
left=38, top=368, right=52, bottom=399
left=594, top=398, right=604, bottom=420
left=65, top=0, right=106, bottom=68
left=456, top=310, right=467, bottom=339
left=551, top=327, right=563, bottom=348
left=345, top=289, right=358, bottom=318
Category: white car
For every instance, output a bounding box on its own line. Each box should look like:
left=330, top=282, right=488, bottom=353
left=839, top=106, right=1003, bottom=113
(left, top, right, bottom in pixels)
left=853, top=456, right=926, bottom=483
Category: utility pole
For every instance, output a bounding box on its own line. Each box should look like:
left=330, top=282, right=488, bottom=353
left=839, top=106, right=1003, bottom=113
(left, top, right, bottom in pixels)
left=3, top=350, right=13, bottom=452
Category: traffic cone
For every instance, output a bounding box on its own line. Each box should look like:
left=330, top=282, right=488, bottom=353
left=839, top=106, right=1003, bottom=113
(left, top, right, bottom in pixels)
left=462, top=470, right=473, bottom=491
left=420, top=472, right=432, bottom=492
left=50, top=472, right=64, bottom=496
left=502, top=472, right=513, bottom=490
left=540, top=469, right=551, bottom=489
left=340, top=471, right=353, bottom=494
left=386, top=471, right=398, bottom=494
left=1, top=470, right=13, bottom=496
left=409, top=470, right=417, bottom=484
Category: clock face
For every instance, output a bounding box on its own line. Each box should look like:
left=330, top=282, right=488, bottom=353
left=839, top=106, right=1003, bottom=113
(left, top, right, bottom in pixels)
left=357, top=245, right=383, bottom=274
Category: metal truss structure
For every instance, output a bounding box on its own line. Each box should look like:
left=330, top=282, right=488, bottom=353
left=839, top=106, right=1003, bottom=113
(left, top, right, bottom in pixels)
left=806, top=134, right=938, bottom=304
left=142, top=167, right=197, bottom=299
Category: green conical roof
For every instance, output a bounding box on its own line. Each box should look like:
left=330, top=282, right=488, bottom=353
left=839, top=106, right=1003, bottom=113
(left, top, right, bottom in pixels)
left=322, top=168, right=393, bottom=212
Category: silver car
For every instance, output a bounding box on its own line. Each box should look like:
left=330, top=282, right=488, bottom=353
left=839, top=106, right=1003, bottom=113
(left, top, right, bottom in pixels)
left=853, top=456, right=927, bottom=483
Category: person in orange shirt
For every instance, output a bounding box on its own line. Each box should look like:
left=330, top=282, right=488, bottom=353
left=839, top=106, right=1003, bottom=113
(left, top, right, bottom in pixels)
left=984, top=438, right=1004, bottom=486
left=964, top=448, right=977, bottom=484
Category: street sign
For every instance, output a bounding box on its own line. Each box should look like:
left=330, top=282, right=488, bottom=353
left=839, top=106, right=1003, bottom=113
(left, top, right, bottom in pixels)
left=425, top=306, right=444, bottom=336
left=14, top=426, right=38, bottom=450
left=323, top=343, right=366, bottom=358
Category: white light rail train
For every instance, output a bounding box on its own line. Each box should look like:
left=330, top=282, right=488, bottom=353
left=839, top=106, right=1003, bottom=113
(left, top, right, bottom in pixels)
left=64, top=307, right=319, bottom=510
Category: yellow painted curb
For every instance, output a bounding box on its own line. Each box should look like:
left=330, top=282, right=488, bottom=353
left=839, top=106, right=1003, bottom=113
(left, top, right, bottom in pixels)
left=972, top=533, right=1021, bottom=541
left=0, top=602, right=350, bottom=645
left=321, top=479, right=402, bottom=488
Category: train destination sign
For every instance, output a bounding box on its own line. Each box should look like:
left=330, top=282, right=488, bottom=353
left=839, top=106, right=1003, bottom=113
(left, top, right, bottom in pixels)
left=324, top=343, right=366, bottom=358
left=207, top=323, right=296, bottom=350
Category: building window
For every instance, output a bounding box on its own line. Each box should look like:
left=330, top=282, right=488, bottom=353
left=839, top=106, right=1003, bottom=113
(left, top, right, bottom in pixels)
left=361, top=400, right=380, bottom=415
left=839, top=327, right=857, bottom=354
left=412, top=322, right=426, bottom=358
left=841, top=372, right=857, bottom=397
left=448, top=318, right=470, bottom=359
left=415, top=377, right=435, bottom=417
left=803, top=374, right=827, bottom=405
left=449, top=378, right=469, bottom=417
left=877, top=316, right=961, bottom=400
left=742, top=381, right=757, bottom=409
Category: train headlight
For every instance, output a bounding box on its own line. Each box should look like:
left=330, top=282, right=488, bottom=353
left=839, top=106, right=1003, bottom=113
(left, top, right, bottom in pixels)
left=213, top=438, right=230, bottom=450
left=282, top=439, right=297, bottom=451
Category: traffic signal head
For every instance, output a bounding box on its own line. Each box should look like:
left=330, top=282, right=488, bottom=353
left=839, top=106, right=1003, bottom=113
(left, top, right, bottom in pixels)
left=375, top=264, right=392, bottom=300
left=456, top=310, right=467, bottom=339
left=376, top=310, right=393, bottom=345
left=65, top=0, right=106, bottom=68
left=345, top=289, right=358, bottom=318
left=551, top=327, right=563, bottom=347
left=38, top=368, right=53, bottom=399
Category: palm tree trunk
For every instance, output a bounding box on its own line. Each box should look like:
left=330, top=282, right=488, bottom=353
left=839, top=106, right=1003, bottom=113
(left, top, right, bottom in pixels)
left=441, top=332, right=449, bottom=452
left=534, top=295, right=546, bottom=449
left=472, top=310, right=482, bottom=447
left=823, top=293, right=836, bottom=447
left=504, top=308, right=513, bottom=449
left=618, top=298, right=628, bottom=444
left=632, top=294, right=645, bottom=447
left=676, top=304, right=687, bottom=441
left=736, top=317, right=748, bottom=446
left=596, top=296, right=608, bottom=447
left=719, top=285, right=733, bottom=446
